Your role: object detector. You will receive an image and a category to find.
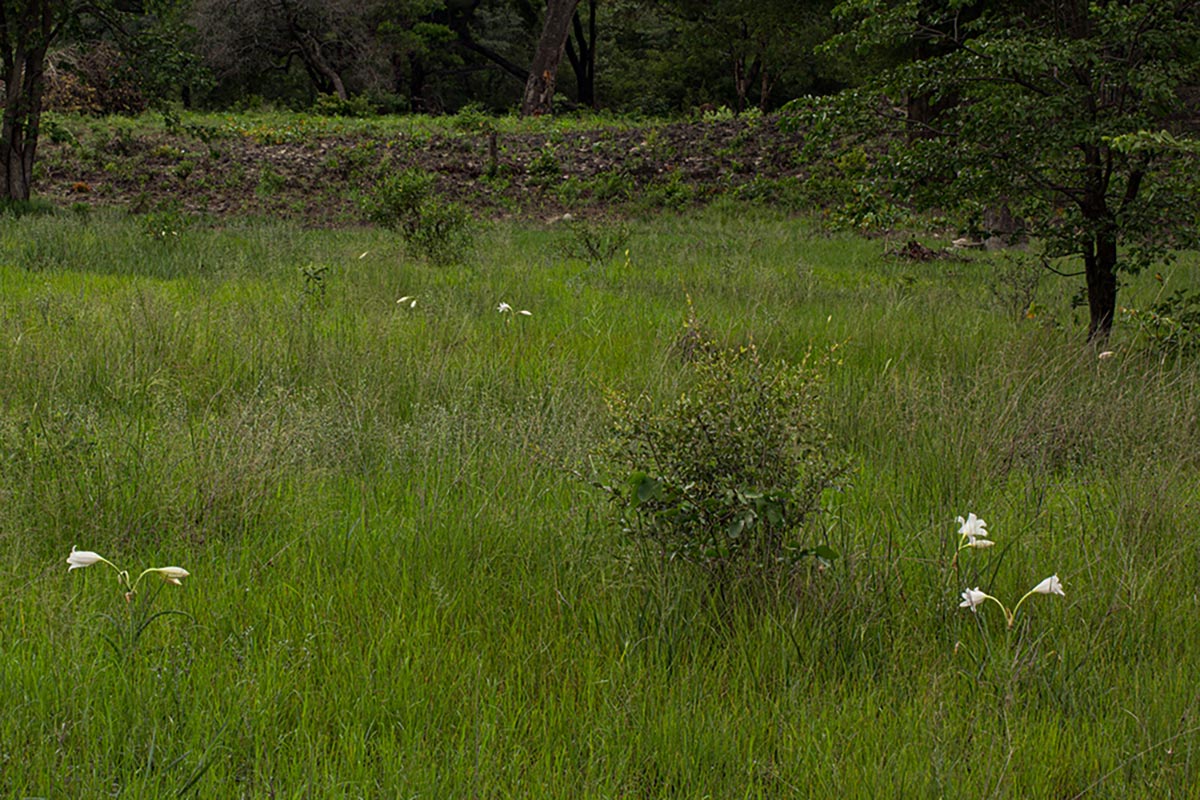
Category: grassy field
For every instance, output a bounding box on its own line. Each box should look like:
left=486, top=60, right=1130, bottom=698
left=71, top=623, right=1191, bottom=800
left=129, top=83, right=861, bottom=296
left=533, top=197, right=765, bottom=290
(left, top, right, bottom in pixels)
left=2, top=204, right=1199, bottom=798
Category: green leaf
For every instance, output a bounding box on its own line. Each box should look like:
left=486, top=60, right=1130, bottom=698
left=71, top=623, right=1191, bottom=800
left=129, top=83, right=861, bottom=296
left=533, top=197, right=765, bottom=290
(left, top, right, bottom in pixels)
left=632, top=473, right=662, bottom=504
left=813, top=545, right=840, bottom=561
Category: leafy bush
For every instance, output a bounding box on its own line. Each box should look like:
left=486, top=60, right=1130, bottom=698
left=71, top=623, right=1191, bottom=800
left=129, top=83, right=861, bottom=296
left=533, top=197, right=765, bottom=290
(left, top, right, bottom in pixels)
left=527, top=145, right=561, bottom=185
left=1121, top=289, right=1200, bottom=357
left=597, top=327, right=848, bottom=585
left=312, top=93, right=376, bottom=118
left=557, top=218, right=630, bottom=268
left=359, top=168, right=474, bottom=264
left=641, top=170, right=697, bottom=211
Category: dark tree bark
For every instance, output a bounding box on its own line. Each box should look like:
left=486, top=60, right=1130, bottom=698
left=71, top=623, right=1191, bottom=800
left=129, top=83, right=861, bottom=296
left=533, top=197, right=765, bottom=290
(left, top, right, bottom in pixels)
left=520, top=0, right=580, bottom=116
left=275, top=0, right=347, bottom=100
left=1079, top=143, right=1124, bottom=341
left=564, top=0, right=596, bottom=108
left=1083, top=227, right=1118, bottom=341
left=0, top=0, right=58, bottom=201
left=731, top=52, right=761, bottom=114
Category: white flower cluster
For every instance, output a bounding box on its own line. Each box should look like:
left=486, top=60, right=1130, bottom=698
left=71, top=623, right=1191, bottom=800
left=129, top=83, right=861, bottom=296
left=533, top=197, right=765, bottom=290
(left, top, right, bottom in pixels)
left=953, top=513, right=1064, bottom=628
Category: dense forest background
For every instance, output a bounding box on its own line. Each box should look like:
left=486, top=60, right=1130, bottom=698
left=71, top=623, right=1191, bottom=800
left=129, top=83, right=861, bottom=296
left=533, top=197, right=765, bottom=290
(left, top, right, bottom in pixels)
left=37, top=0, right=846, bottom=117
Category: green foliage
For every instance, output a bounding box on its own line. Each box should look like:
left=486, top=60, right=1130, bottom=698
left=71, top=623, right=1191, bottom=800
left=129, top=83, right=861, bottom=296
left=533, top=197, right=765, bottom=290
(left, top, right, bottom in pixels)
left=557, top=218, right=630, bottom=269
left=641, top=170, right=697, bottom=211
left=791, top=0, right=1200, bottom=335
left=359, top=168, right=436, bottom=230
left=254, top=165, right=286, bottom=197
left=359, top=168, right=474, bottom=264
left=311, top=93, right=376, bottom=118
left=1122, top=290, right=1200, bottom=358
left=599, top=327, right=847, bottom=582
left=39, top=112, right=77, bottom=145
left=450, top=102, right=496, bottom=135
left=526, top=144, right=562, bottom=185
left=983, top=252, right=1046, bottom=322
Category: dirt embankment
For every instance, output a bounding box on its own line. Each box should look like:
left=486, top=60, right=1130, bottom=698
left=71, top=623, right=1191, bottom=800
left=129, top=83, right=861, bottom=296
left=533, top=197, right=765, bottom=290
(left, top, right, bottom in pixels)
left=35, top=117, right=809, bottom=226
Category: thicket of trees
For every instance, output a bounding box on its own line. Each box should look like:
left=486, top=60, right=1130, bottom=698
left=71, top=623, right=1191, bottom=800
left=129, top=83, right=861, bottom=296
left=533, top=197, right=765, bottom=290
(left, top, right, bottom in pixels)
left=6, top=1, right=848, bottom=119
left=799, top=0, right=1200, bottom=339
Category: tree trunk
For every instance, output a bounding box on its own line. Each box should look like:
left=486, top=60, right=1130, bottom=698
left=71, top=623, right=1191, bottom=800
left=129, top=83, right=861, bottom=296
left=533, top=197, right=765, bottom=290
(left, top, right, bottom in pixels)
left=294, top=29, right=347, bottom=100
left=564, top=0, right=596, bottom=108
left=1083, top=227, right=1118, bottom=341
left=732, top=54, right=761, bottom=115
left=520, top=0, right=580, bottom=116
left=276, top=0, right=348, bottom=100
left=759, top=64, right=773, bottom=112
left=1, top=2, right=55, bottom=202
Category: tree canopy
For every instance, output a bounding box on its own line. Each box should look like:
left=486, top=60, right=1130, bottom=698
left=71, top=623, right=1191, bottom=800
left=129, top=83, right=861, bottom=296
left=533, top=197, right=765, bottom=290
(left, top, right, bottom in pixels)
left=793, top=0, right=1200, bottom=338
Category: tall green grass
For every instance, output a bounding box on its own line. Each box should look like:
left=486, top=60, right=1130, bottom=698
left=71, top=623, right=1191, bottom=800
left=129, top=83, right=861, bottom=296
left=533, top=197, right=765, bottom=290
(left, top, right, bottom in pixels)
left=1, top=206, right=1198, bottom=797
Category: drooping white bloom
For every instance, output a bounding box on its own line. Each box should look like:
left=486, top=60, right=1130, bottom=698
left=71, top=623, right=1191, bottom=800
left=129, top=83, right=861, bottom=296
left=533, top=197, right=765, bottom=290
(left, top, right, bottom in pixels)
left=517, top=309, right=532, bottom=317
left=965, top=539, right=995, bottom=549
left=397, top=296, right=413, bottom=305
left=1029, top=574, right=1065, bottom=597
left=497, top=302, right=513, bottom=313
left=155, top=566, right=190, bottom=586
left=1098, top=351, right=1115, bottom=360
left=956, top=513, right=988, bottom=544
left=959, top=587, right=989, bottom=612
left=67, top=547, right=105, bottom=571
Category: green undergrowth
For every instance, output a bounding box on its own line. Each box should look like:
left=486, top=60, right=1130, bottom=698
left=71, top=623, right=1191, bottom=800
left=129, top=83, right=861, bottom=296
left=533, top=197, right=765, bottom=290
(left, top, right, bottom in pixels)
left=1, top=205, right=1199, bottom=797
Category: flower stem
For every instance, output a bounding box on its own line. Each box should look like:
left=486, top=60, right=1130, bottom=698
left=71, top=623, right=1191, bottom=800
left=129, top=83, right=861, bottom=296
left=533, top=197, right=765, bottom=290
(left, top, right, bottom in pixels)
left=1007, top=589, right=1039, bottom=627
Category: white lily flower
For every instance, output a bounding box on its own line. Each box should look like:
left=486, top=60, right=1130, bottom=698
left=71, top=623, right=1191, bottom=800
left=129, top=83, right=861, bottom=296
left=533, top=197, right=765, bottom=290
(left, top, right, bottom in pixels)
left=397, top=296, right=412, bottom=305
left=1029, top=574, right=1065, bottom=597
left=965, top=539, right=995, bottom=549
left=1098, top=351, right=1115, bottom=360
left=959, top=587, right=989, bottom=611
left=155, top=566, right=190, bottom=586
left=517, top=309, right=532, bottom=316
left=497, top=302, right=512, bottom=313
left=67, top=547, right=106, bottom=571
left=956, top=513, right=988, bottom=543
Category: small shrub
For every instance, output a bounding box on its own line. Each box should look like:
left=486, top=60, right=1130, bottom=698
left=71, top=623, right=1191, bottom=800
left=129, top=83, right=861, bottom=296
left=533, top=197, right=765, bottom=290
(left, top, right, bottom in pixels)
left=642, top=170, right=696, bottom=211
left=451, top=102, right=496, bottom=134
left=527, top=145, right=561, bottom=184
left=312, top=93, right=375, bottom=118
left=360, top=168, right=435, bottom=231
left=359, top=168, right=474, bottom=264
left=597, top=326, right=848, bottom=586
left=41, top=113, right=78, bottom=145
left=1122, top=289, right=1200, bottom=357
left=406, top=198, right=474, bottom=265
left=557, top=218, right=630, bottom=268
left=255, top=165, right=286, bottom=197
left=589, top=171, right=633, bottom=203
left=988, top=252, right=1044, bottom=320
left=731, top=176, right=808, bottom=212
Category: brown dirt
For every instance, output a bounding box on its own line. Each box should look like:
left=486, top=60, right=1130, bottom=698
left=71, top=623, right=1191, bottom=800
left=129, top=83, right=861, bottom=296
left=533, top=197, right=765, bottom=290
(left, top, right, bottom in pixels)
left=35, top=117, right=810, bottom=226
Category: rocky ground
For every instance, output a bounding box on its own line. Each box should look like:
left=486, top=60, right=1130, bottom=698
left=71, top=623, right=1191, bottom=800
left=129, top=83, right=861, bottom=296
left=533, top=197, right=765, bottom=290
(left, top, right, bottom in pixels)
left=35, top=116, right=812, bottom=226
